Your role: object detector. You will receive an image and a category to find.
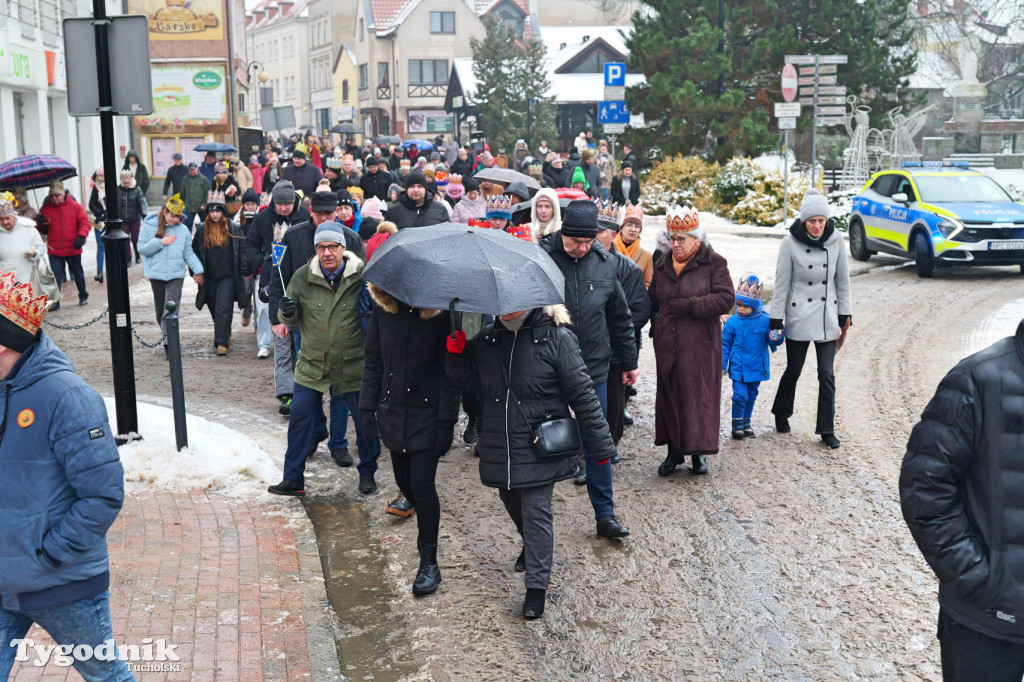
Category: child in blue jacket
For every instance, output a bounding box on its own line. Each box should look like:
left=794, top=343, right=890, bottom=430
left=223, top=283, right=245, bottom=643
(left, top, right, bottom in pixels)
left=722, top=275, right=784, bottom=439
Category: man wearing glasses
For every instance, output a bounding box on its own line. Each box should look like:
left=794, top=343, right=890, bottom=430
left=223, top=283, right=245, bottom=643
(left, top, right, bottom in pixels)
left=267, top=193, right=378, bottom=496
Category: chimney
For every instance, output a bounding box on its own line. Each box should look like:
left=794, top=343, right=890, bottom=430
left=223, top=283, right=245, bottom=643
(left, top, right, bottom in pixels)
left=559, top=42, right=566, bottom=49
left=582, top=35, right=589, bottom=42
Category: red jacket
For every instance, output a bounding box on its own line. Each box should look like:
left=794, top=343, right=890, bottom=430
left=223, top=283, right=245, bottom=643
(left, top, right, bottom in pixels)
left=40, top=197, right=92, bottom=257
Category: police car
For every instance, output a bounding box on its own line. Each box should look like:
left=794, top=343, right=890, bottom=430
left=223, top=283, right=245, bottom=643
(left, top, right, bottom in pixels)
left=848, top=162, right=1024, bottom=277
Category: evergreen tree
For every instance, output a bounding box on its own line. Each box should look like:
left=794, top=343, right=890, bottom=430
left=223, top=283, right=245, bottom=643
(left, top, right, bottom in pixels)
left=626, top=0, right=920, bottom=161
left=470, top=17, right=557, bottom=156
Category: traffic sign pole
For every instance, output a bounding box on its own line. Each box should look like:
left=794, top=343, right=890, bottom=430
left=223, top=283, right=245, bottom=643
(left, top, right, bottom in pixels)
left=811, top=54, right=819, bottom=190
left=784, top=130, right=789, bottom=224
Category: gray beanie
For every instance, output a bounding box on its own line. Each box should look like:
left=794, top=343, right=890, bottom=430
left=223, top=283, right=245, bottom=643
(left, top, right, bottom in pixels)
left=272, top=180, right=296, bottom=204
left=800, top=188, right=830, bottom=222
left=314, top=222, right=346, bottom=246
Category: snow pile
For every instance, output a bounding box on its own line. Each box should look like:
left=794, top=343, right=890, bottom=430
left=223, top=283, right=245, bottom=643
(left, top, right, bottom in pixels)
left=105, top=398, right=281, bottom=495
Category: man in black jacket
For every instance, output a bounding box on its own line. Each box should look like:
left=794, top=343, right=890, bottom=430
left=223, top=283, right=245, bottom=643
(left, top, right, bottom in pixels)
left=901, top=320, right=1024, bottom=678
left=359, top=157, right=394, bottom=202
left=246, top=179, right=310, bottom=415
left=162, top=153, right=188, bottom=200
left=595, top=217, right=650, bottom=447
left=385, top=171, right=448, bottom=228
left=281, top=149, right=323, bottom=197
left=538, top=200, right=636, bottom=539
left=387, top=146, right=406, bottom=171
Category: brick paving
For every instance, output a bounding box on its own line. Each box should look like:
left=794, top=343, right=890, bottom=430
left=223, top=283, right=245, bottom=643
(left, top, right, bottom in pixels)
left=10, top=490, right=340, bottom=682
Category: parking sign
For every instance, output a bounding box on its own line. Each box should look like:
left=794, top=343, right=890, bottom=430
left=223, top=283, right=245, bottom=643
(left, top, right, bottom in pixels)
left=604, top=62, right=626, bottom=87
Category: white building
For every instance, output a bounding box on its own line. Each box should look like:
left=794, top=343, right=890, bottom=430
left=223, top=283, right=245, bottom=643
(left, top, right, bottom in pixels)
left=306, top=0, right=333, bottom=136
left=246, top=0, right=310, bottom=135
left=0, top=0, right=130, bottom=202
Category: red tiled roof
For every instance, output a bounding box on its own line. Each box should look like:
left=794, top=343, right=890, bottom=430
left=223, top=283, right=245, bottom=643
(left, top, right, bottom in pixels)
left=369, top=0, right=417, bottom=33
left=246, top=0, right=308, bottom=31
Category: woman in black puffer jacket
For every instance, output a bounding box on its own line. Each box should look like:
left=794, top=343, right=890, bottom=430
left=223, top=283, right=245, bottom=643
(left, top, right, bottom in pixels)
left=445, top=304, right=616, bottom=619
left=360, top=285, right=460, bottom=597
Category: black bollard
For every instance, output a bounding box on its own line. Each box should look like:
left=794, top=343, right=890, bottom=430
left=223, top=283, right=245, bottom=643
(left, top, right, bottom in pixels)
left=164, top=300, right=188, bottom=451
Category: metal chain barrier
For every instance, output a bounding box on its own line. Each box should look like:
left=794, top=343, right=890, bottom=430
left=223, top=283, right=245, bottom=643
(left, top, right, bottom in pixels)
left=43, top=308, right=166, bottom=348
left=42, top=308, right=109, bottom=331
left=130, top=324, right=167, bottom=349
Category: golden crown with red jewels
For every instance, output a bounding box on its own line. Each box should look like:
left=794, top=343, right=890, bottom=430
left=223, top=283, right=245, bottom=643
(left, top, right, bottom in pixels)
left=623, top=203, right=644, bottom=226
left=447, top=173, right=463, bottom=185
left=666, top=205, right=700, bottom=234
left=0, top=271, right=49, bottom=335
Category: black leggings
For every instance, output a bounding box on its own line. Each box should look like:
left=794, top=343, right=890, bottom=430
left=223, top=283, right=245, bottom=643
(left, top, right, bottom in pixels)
left=391, top=449, right=441, bottom=545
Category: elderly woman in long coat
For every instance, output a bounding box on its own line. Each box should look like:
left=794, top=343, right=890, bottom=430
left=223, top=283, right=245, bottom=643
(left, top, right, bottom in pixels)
left=648, top=205, right=734, bottom=476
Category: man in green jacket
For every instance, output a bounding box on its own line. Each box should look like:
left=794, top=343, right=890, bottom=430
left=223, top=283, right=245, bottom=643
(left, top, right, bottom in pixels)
left=180, top=162, right=211, bottom=228
left=268, top=221, right=380, bottom=497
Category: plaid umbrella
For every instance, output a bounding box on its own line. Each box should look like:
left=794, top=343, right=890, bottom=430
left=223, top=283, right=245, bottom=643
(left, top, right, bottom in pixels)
left=0, top=154, right=78, bottom=191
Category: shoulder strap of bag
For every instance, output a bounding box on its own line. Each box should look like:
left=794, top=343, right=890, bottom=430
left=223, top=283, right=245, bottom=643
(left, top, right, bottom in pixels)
left=497, top=345, right=538, bottom=443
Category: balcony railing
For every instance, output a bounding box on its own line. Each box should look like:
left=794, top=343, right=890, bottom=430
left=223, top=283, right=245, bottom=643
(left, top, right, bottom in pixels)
left=408, top=84, right=444, bottom=98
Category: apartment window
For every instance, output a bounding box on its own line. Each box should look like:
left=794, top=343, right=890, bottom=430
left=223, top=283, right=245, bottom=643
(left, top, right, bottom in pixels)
left=378, top=61, right=389, bottom=87
left=358, top=64, right=368, bottom=90
left=430, top=11, right=454, bottom=34
left=342, top=79, right=349, bottom=102
left=409, top=59, right=447, bottom=85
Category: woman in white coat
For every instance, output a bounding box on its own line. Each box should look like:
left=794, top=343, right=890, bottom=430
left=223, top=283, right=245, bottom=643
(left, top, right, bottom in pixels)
left=0, top=191, right=46, bottom=284
left=769, top=189, right=852, bottom=449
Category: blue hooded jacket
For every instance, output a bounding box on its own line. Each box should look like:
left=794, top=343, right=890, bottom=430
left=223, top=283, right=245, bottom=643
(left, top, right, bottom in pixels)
left=722, top=304, right=784, bottom=382
left=0, top=333, right=124, bottom=611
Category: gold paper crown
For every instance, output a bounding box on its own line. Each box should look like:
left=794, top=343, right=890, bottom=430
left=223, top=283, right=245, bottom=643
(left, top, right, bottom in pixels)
left=528, top=164, right=543, bottom=174
left=486, top=193, right=514, bottom=215
left=164, top=194, right=185, bottom=216
left=594, top=198, right=621, bottom=227
left=0, top=192, right=16, bottom=217
left=348, top=186, right=364, bottom=198
left=448, top=173, right=463, bottom=185
left=0, top=271, right=49, bottom=335
left=207, top=190, right=227, bottom=205
left=666, top=205, right=700, bottom=234
left=623, top=203, right=644, bottom=225
left=326, top=157, right=343, bottom=170
left=214, top=161, right=228, bottom=173
left=259, top=192, right=272, bottom=208
left=736, top=275, right=763, bottom=300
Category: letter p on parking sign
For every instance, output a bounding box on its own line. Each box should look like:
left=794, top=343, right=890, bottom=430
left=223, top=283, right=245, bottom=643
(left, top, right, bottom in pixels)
left=604, top=62, right=625, bottom=87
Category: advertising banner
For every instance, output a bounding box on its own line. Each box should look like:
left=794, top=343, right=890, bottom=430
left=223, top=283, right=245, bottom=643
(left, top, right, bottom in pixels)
left=127, top=0, right=223, bottom=41
left=135, top=64, right=227, bottom=126
left=408, top=110, right=453, bottom=134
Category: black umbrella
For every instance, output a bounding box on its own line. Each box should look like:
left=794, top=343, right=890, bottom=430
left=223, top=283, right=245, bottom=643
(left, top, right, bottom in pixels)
left=331, top=122, right=364, bottom=135
left=374, top=135, right=402, bottom=145
left=362, top=223, right=564, bottom=316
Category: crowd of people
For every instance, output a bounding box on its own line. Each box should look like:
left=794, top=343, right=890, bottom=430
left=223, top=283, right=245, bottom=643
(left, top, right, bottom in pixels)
left=0, top=131, right=855, bottom=623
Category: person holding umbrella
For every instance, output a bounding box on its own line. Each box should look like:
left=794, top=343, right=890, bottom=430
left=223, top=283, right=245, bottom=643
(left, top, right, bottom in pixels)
left=446, top=301, right=616, bottom=619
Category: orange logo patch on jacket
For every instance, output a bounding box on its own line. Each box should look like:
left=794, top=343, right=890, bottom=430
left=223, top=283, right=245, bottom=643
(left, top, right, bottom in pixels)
left=17, top=409, right=34, bottom=427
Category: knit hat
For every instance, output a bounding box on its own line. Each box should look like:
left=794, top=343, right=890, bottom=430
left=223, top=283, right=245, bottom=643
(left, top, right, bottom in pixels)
left=250, top=155, right=260, bottom=164
left=291, top=149, right=307, bottom=160
left=485, top=194, right=513, bottom=221
left=365, top=156, right=379, bottom=168
left=272, top=180, right=296, bottom=204
left=361, top=197, right=384, bottom=221
left=622, top=203, right=643, bottom=228
left=561, top=199, right=599, bottom=239
left=800, top=188, right=830, bottom=222
left=405, top=170, right=427, bottom=189
left=241, top=188, right=260, bottom=206
left=571, top=166, right=589, bottom=190
left=336, top=190, right=357, bottom=209
left=365, top=221, right=398, bottom=261
left=314, top=221, right=346, bottom=246
left=504, top=182, right=530, bottom=201
left=463, top=177, right=480, bottom=193
left=310, top=190, right=338, bottom=213
left=735, top=275, right=763, bottom=308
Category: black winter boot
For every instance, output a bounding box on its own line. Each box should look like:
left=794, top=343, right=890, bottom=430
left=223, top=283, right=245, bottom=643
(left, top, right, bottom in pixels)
left=463, top=416, right=480, bottom=444
left=268, top=479, right=305, bottom=496
left=731, top=419, right=746, bottom=440
left=657, top=448, right=678, bottom=476
left=690, top=455, right=708, bottom=475
left=775, top=415, right=791, bottom=433
left=523, top=588, right=546, bottom=619
left=821, top=433, right=841, bottom=449
left=412, top=541, right=441, bottom=595
left=514, top=549, right=526, bottom=572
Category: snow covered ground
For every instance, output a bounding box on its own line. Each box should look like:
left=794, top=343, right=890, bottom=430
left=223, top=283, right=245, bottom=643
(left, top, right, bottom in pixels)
left=105, top=397, right=282, bottom=496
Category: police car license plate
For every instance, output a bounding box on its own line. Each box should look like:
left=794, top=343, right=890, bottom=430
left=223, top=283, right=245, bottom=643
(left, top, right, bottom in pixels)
left=989, top=241, right=1024, bottom=250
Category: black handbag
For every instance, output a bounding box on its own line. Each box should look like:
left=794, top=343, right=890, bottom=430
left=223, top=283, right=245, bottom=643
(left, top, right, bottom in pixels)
left=499, top=360, right=581, bottom=460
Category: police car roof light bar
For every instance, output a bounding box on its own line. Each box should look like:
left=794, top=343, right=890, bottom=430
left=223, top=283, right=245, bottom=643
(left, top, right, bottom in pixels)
left=901, top=161, right=971, bottom=169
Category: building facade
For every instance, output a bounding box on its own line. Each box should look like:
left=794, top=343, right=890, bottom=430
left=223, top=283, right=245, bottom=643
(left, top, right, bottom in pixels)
left=306, top=0, right=332, bottom=138
left=0, top=0, right=130, bottom=203
left=246, top=0, right=309, bottom=136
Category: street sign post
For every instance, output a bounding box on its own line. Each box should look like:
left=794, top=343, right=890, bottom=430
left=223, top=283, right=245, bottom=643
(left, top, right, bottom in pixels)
left=782, top=63, right=798, bottom=102
left=603, top=123, right=625, bottom=134
left=598, top=100, right=630, bottom=124
left=65, top=16, right=152, bottom=116
left=778, top=117, right=796, bottom=130
left=603, top=86, right=625, bottom=101
left=774, top=102, right=801, bottom=118
left=816, top=106, right=846, bottom=116
left=816, top=116, right=846, bottom=126
left=786, top=54, right=848, bottom=189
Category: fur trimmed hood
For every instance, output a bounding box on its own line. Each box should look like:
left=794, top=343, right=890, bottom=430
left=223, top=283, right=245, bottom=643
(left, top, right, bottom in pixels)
left=368, top=283, right=442, bottom=319
left=541, top=304, right=571, bottom=326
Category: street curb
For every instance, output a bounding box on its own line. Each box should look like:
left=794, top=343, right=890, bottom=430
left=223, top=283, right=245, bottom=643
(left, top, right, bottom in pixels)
left=293, top=508, right=344, bottom=681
